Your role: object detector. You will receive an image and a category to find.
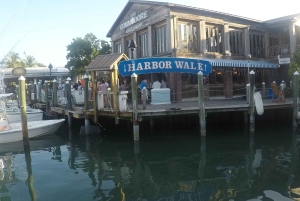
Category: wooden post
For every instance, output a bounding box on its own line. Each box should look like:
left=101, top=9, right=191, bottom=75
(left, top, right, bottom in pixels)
left=38, top=81, right=41, bottom=101
left=262, top=82, right=265, bottom=97
left=33, top=81, right=37, bottom=104
left=65, top=80, right=69, bottom=105
left=293, top=71, right=299, bottom=129
left=45, top=80, right=49, bottom=112
left=141, top=87, right=147, bottom=110
left=249, top=70, right=255, bottom=132
left=91, top=71, right=98, bottom=123
left=131, top=73, right=139, bottom=141
left=83, top=74, right=90, bottom=133
left=28, top=83, right=32, bottom=101
left=16, top=85, right=19, bottom=99
left=53, top=79, right=58, bottom=107
left=246, top=83, right=250, bottom=104
left=198, top=71, right=206, bottom=136
left=67, top=77, right=72, bottom=109
left=25, top=83, right=28, bottom=101
left=19, top=76, right=29, bottom=140
left=112, top=66, right=119, bottom=125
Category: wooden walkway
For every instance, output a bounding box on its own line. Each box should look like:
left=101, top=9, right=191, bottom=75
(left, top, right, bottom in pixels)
left=50, top=97, right=293, bottom=120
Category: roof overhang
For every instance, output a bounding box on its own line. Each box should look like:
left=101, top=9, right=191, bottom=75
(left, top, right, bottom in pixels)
left=86, top=53, right=129, bottom=72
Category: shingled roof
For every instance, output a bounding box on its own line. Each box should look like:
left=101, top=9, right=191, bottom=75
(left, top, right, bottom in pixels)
left=86, top=53, right=129, bottom=71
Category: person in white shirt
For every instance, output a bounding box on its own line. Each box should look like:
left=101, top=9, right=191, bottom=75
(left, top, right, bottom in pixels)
left=152, top=80, right=161, bottom=89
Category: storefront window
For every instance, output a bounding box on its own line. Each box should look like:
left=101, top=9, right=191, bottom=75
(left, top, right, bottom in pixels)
left=115, top=42, right=122, bottom=53
left=139, top=32, right=148, bottom=57
left=206, top=26, right=223, bottom=53
left=249, top=33, right=265, bottom=58
left=229, top=30, right=243, bottom=55
left=154, top=25, right=167, bottom=55
left=178, top=23, right=198, bottom=53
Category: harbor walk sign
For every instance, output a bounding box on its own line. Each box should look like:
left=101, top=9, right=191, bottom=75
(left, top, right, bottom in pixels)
left=118, top=58, right=212, bottom=76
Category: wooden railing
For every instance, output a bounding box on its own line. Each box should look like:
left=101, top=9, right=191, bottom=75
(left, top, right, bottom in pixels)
left=268, top=44, right=290, bottom=57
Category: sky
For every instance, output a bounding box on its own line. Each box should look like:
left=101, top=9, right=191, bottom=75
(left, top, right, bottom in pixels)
left=0, top=0, right=299, bottom=68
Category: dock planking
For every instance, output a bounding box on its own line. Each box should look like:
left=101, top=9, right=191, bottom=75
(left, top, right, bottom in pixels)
left=50, top=97, right=293, bottom=120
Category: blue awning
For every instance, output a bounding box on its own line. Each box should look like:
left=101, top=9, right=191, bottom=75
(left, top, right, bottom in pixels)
left=202, top=59, right=279, bottom=68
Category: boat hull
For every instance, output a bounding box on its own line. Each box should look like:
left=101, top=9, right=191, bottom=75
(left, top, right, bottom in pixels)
left=0, top=119, right=65, bottom=144
left=7, top=110, right=43, bottom=124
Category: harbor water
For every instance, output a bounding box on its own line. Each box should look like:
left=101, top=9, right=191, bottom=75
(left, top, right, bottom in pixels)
left=0, top=112, right=299, bottom=201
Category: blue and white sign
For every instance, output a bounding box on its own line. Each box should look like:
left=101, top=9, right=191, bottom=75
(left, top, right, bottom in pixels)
left=118, top=57, right=212, bottom=76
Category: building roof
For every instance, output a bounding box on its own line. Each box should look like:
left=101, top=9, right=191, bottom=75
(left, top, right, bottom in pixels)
left=106, top=0, right=262, bottom=38
left=86, top=53, right=129, bottom=71
left=3, top=67, right=70, bottom=79
left=107, top=0, right=300, bottom=38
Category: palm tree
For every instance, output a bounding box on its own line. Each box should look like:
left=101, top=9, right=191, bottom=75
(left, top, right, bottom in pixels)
left=23, top=54, right=36, bottom=67
left=6, top=52, right=21, bottom=68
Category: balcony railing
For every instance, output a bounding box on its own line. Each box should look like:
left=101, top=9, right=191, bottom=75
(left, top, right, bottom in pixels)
left=268, top=44, right=290, bottom=57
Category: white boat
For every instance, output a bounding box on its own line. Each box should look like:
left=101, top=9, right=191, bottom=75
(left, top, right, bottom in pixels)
left=0, top=93, right=65, bottom=144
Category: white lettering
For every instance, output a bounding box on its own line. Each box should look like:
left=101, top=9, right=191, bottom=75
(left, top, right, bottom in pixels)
left=165, top=61, right=172, bottom=69
left=144, top=62, right=151, bottom=70
left=159, top=61, right=165, bottom=69
left=136, top=63, right=143, bottom=70
left=128, top=64, right=135, bottom=72
left=198, top=63, right=203, bottom=71
left=190, top=62, right=196, bottom=70
left=183, top=62, right=190, bottom=69
left=152, top=62, right=158, bottom=69
left=120, top=11, right=148, bottom=30
left=175, top=61, right=184, bottom=68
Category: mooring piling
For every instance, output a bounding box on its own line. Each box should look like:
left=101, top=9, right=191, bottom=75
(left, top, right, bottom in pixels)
left=198, top=71, right=206, bottom=136
left=131, top=73, right=139, bottom=141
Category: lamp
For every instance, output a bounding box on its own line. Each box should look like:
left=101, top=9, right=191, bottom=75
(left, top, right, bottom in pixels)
left=48, top=63, right=53, bottom=88
left=128, top=39, right=137, bottom=59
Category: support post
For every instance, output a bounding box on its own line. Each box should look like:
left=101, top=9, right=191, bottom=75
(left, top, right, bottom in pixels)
left=112, top=66, right=119, bottom=125
left=16, top=85, right=19, bottom=99
left=246, top=83, right=250, bottom=104
left=91, top=71, right=98, bottom=123
left=141, top=87, right=147, bottom=110
left=53, top=79, right=58, bottom=107
left=19, top=76, right=29, bottom=140
left=198, top=71, right=206, bottom=136
left=67, top=78, right=72, bottom=109
left=84, top=74, right=90, bottom=133
left=45, top=80, right=49, bottom=113
left=65, top=81, right=69, bottom=105
left=68, top=113, right=72, bottom=128
left=249, top=70, right=255, bottom=132
left=131, top=73, right=139, bottom=141
left=25, top=84, right=28, bottom=101
left=33, top=81, right=37, bottom=103
left=38, top=81, right=41, bottom=101
left=293, top=71, right=299, bottom=129
left=262, top=82, right=265, bottom=97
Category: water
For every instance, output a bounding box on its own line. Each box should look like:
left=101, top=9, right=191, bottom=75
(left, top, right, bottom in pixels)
left=0, top=114, right=299, bottom=201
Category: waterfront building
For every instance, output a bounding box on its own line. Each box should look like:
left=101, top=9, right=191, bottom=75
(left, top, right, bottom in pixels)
left=106, top=0, right=300, bottom=101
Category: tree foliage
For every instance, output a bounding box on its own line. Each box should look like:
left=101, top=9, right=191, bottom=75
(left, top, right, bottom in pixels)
left=288, top=50, right=300, bottom=75
left=5, top=51, right=45, bottom=68
left=65, top=33, right=111, bottom=76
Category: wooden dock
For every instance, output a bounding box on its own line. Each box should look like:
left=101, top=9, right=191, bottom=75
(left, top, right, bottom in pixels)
left=50, top=97, right=293, bottom=120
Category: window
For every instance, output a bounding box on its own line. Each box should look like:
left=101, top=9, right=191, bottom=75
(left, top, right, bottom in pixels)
left=229, top=30, right=243, bottom=55
left=139, top=32, right=148, bottom=57
left=178, top=23, right=198, bottom=53
left=125, top=37, right=132, bottom=58
left=115, top=42, right=122, bottom=53
left=249, top=33, right=264, bottom=58
left=206, top=26, right=223, bottom=53
left=154, top=25, right=167, bottom=55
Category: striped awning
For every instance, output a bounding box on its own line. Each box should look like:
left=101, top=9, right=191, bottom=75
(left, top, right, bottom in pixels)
left=203, top=59, right=279, bottom=68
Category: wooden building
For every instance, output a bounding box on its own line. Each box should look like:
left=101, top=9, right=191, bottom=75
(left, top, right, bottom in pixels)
left=106, top=0, right=300, bottom=101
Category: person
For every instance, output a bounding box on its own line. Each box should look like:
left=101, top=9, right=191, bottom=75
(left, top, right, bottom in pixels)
left=78, top=82, right=82, bottom=90
left=61, top=82, right=65, bottom=90
left=120, top=80, right=128, bottom=91
left=139, top=79, right=147, bottom=90
left=97, top=81, right=101, bottom=91
left=161, top=80, right=167, bottom=88
left=152, top=80, right=161, bottom=89
left=99, top=80, right=108, bottom=106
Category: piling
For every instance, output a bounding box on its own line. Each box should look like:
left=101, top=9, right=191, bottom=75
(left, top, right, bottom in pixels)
left=141, top=87, right=147, bottom=110
left=246, top=83, right=250, bottom=104
left=38, top=81, right=41, bottom=101
left=198, top=71, right=206, bottom=136
left=53, top=79, right=58, bottom=107
left=33, top=81, right=37, bottom=103
left=262, top=82, right=265, bottom=97
left=83, top=74, right=90, bottom=132
left=44, top=81, right=49, bottom=113
left=19, top=76, right=29, bottom=141
left=25, top=83, right=28, bottom=101
left=16, top=85, right=19, bottom=99
left=112, top=66, right=119, bottom=125
left=249, top=70, right=255, bottom=132
left=67, top=77, right=72, bottom=109
left=91, top=72, right=98, bottom=123
left=293, top=71, right=299, bottom=129
left=131, top=73, right=139, bottom=141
